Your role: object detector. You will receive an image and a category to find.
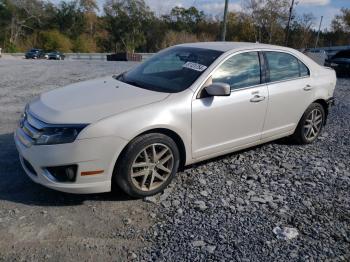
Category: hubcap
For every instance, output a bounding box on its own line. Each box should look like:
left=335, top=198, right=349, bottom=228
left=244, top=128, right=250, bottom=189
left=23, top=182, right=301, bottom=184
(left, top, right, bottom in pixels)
left=303, top=108, right=323, bottom=141
left=131, top=143, right=174, bottom=191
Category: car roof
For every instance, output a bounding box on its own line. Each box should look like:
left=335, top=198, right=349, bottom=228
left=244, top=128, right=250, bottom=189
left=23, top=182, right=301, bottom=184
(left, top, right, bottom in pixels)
left=176, top=41, right=294, bottom=53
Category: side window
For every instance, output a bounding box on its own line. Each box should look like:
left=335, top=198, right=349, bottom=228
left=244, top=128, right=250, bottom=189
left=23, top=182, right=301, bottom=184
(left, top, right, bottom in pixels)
left=299, top=60, right=310, bottom=77
left=265, top=52, right=300, bottom=82
left=212, top=52, right=261, bottom=90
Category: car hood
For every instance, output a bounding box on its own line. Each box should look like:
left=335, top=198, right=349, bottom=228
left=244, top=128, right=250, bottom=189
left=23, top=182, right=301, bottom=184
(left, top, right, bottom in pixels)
left=29, top=76, right=170, bottom=124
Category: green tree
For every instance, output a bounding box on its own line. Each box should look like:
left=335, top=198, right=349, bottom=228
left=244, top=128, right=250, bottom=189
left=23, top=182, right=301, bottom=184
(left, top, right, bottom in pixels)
left=329, top=8, right=350, bottom=45
left=53, top=1, right=86, bottom=38
left=104, top=0, right=154, bottom=52
left=245, top=0, right=290, bottom=44
left=39, top=30, right=72, bottom=52
left=163, top=6, right=205, bottom=33
left=73, top=34, right=96, bottom=52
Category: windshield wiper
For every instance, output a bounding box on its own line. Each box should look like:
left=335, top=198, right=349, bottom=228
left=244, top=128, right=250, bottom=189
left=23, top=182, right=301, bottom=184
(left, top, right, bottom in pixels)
left=113, top=73, right=144, bottom=88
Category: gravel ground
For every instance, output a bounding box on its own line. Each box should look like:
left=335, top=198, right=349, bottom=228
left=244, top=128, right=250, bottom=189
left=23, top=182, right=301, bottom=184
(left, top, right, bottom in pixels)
left=0, top=59, right=349, bottom=261
left=139, top=78, right=350, bottom=261
left=0, top=59, right=147, bottom=261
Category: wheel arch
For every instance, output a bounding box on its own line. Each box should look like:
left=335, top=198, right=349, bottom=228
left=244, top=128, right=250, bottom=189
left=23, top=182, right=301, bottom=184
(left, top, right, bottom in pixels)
left=113, top=128, right=187, bottom=179
left=313, top=98, right=329, bottom=124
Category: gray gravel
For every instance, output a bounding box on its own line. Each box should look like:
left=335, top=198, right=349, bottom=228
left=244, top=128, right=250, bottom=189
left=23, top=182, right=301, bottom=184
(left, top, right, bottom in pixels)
left=138, top=79, right=350, bottom=261
left=0, top=59, right=349, bottom=261
left=0, top=59, right=147, bottom=261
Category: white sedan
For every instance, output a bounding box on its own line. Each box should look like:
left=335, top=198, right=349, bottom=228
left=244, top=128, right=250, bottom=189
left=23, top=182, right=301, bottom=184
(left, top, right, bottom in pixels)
left=14, top=42, right=336, bottom=197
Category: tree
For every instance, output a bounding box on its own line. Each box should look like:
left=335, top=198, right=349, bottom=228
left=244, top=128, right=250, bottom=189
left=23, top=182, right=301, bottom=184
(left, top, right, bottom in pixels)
left=329, top=8, right=350, bottom=45
left=290, top=13, right=315, bottom=48
left=245, top=0, right=290, bottom=44
left=1, top=0, right=44, bottom=47
left=39, top=30, right=72, bottom=52
left=104, top=0, right=154, bottom=52
left=163, top=6, right=205, bottom=33
left=54, top=1, right=86, bottom=38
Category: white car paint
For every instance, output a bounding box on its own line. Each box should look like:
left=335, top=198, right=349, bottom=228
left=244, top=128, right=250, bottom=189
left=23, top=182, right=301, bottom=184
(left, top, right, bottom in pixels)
left=29, top=76, right=170, bottom=124
left=14, top=42, right=336, bottom=194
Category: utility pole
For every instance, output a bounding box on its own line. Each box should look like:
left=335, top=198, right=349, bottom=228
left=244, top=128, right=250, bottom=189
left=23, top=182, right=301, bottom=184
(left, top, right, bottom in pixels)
left=285, top=0, right=295, bottom=46
left=221, top=0, right=229, bottom=41
left=315, top=16, right=323, bottom=49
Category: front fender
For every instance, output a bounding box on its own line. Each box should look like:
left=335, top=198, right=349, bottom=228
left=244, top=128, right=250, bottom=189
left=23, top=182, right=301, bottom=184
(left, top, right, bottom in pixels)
left=78, top=91, right=193, bottom=164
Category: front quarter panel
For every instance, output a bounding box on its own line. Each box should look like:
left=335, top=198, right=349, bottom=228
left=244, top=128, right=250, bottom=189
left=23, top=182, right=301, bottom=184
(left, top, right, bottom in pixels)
left=78, top=90, right=193, bottom=164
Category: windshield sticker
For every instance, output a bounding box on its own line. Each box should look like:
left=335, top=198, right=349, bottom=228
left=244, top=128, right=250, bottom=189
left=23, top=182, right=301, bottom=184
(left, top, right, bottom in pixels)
left=182, top=62, right=207, bottom=72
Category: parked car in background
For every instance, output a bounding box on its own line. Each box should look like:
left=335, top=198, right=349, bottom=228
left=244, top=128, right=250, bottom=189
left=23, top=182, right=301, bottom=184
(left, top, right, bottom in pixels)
left=48, top=51, right=65, bottom=60
left=15, top=42, right=336, bottom=198
left=325, top=49, right=350, bottom=77
left=25, top=48, right=45, bottom=59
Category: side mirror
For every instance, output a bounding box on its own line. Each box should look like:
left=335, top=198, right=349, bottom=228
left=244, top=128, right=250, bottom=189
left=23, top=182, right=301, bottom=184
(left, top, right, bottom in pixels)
left=204, top=82, right=231, bottom=96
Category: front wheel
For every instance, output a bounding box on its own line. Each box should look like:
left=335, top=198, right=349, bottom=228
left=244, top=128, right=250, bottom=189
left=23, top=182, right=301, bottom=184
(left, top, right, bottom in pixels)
left=292, top=103, right=325, bottom=144
left=114, top=133, right=180, bottom=198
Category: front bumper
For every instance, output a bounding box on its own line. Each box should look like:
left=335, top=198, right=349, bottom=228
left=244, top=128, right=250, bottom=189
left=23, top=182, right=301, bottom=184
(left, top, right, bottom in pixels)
left=14, top=128, right=128, bottom=194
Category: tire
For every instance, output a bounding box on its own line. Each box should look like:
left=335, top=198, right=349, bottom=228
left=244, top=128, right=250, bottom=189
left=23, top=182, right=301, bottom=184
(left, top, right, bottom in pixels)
left=292, top=102, right=325, bottom=144
left=114, top=133, right=180, bottom=198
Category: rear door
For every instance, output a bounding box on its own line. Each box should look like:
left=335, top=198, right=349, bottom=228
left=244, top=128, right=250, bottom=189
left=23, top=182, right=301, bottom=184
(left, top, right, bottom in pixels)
left=262, top=51, right=313, bottom=139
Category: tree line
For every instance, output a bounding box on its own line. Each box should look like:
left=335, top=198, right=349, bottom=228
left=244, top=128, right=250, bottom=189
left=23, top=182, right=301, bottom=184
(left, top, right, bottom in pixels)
left=0, top=0, right=349, bottom=53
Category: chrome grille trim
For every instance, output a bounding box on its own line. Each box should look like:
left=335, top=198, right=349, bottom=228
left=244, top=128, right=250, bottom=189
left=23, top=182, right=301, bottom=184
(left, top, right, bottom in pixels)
left=16, top=128, right=34, bottom=147
left=27, top=112, right=47, bottom=130
left=22, top=120, right=41, bottom=139
left=18, top=111, right=48, bottom=147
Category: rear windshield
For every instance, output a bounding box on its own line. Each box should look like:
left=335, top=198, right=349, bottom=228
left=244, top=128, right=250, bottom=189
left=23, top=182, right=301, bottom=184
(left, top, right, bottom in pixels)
left=117, top=47, right=223, bottom=93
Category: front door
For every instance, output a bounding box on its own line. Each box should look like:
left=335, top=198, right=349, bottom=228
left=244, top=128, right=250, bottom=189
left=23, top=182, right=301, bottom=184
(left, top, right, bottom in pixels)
left=192, top=51, right=268, bottom=159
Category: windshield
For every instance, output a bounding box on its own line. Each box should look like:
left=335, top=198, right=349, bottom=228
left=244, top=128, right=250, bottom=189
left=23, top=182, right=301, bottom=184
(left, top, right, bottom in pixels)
left=117, top=47, right=223, bottom=93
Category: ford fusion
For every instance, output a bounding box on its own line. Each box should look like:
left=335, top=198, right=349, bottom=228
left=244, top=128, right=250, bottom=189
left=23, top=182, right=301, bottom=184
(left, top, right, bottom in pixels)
left=15, top=42, right=336, bottom=197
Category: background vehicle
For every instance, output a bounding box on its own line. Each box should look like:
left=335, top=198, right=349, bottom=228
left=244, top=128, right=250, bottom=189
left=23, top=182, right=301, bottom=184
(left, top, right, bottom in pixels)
left=325, top=49, right=350, bottom=77
left=48, top=51, right=65, bottom=60
left=15, top=42, right=336, bottom=198
left=25, top=48, right=45, bottom=59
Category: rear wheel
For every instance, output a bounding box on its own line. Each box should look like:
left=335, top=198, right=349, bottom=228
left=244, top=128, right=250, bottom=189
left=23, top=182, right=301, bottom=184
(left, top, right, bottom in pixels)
left=292, top=103, right=325, bottom=144
left=114, top=133, right=180, bottom=198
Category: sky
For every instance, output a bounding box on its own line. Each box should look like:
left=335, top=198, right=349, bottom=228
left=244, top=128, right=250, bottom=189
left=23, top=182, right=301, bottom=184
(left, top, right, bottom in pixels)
left=51, top=0, right=350, bottom=30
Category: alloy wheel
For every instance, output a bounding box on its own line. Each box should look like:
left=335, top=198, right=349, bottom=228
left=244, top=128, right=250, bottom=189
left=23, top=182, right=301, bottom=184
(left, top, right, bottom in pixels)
left=130, top=143, right=174, bottom=191
left=303, top=108, right=323, bottom=141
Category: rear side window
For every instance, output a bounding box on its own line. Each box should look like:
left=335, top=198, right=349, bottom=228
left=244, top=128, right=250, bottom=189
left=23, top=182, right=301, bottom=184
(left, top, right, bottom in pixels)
left=299, top=60, right=310, bottom=77
left=265, top=52, right=300, bottom=82
left=212, top=52, right=261, bottom=90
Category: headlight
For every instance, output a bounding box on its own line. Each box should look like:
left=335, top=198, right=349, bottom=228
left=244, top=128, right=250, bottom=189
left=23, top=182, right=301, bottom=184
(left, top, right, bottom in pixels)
left=19, top=105, right=88, bottom=146
left=35, top=125, right=87, bottom=145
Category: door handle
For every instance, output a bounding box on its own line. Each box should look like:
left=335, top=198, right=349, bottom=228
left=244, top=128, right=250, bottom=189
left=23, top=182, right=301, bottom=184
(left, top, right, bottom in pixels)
left=303, top=85, right=313, bottom=91
left=250, top=95, right=265, bottom=102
